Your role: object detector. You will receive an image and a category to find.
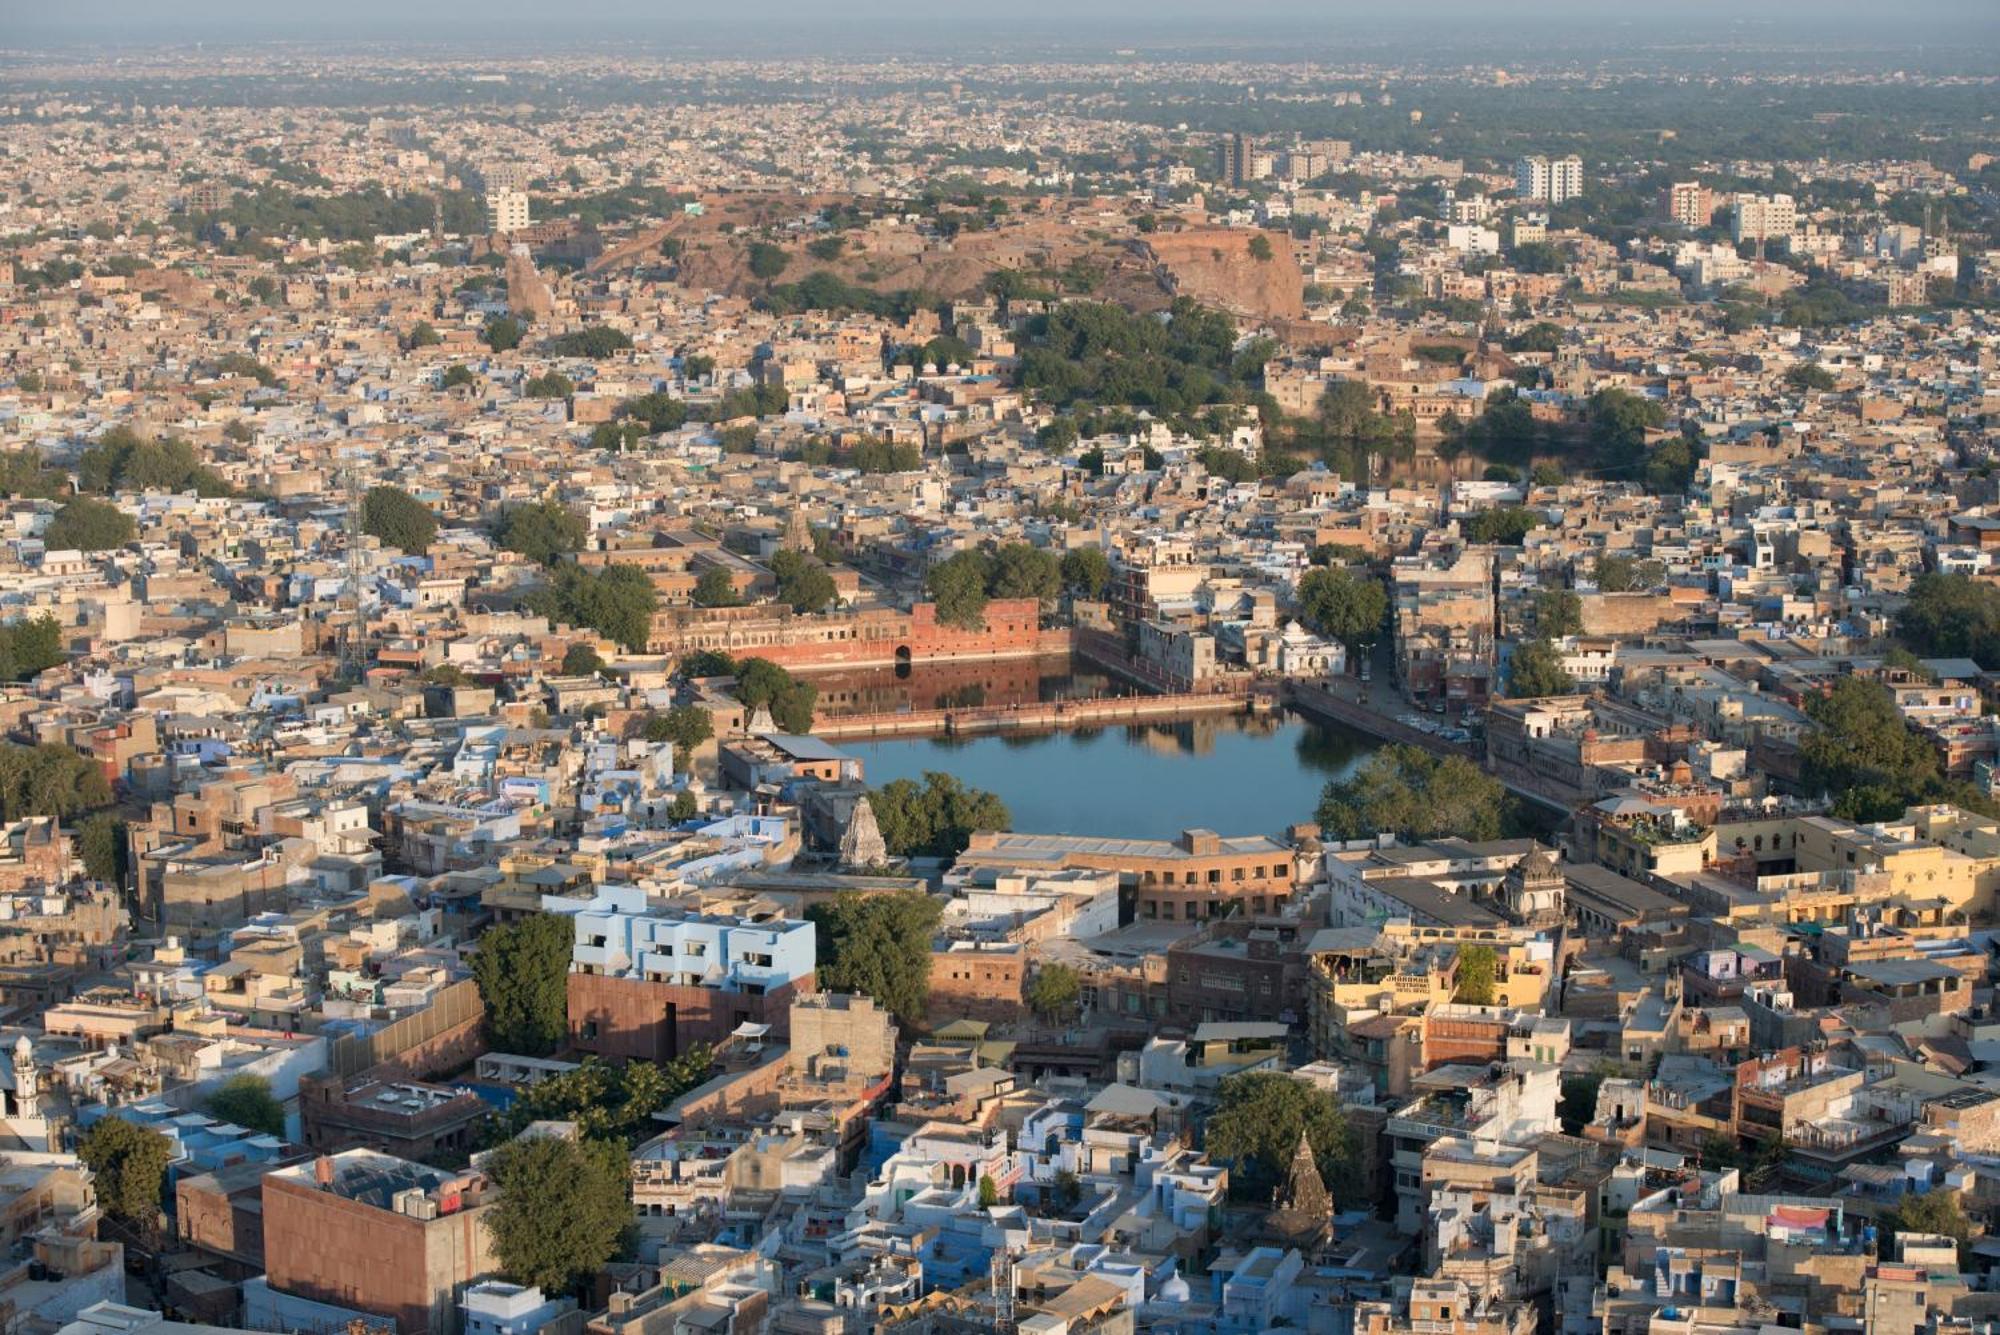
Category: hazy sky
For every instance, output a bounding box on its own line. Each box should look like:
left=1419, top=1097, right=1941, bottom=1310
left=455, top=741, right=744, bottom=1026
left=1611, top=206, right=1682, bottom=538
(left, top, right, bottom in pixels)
left=9, top=0, right=1997, bottom=54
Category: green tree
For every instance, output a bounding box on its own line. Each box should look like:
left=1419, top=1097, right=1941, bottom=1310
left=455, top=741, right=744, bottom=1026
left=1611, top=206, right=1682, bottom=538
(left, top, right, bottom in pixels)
left=441, top=363, right=477, bottom=390
left=926, top=550, right=993, bottom=629
left=360, top=485, right=437, bottom=553
left=808, top=891, right=946, bottom=1026
left=746, top=241, right=790, bottom=281
left=989, top=544, right=1061, bottom=604
left=1296, top=566, right=1388, bottom=650
left=1510, top=637, right=1576, bottom=698
left=1886, top=1188, right=1973, bottom=1265
left=562, top=643, right=606, bottom=677
left=0, top=615, right=66, bottom=682
left=1897, top=574, right=2000, bottom=668
left=1248, top=233, right=1275, bottom=262
left=44, top=498, right=134, bottom=552
left=405, top=321, right=442, bottom=349
left=1593, top=555, right=1663, bottom=593
left=1586, top=387, right=1666, bottom=466
left=0, top=743, right=113, bottom=821
left=1205, top=1072, right=1357, bottom=1202
left=1534, top=590, right=1584, bottom=637
left=1784, top=363, right=1836, bottom=392
left=770, top=550, right=837, bottom=613
left=869, top=772, right=1011, bottom=859
left=1463, top=506, right=1542, bottom=545
left=1316, top=745, right=1506, bottom=844
left=78, top=1117, right=171, bottom=1225
left=526, top=565, right=658, bottom=653
left=497, top=500, right=587, bottom=568
left=1799, top=677, right=1939, bottom=821
left=692, top=567, right=742, bottom=608
left=540, top=328, right=632, bottom=359
left=1026, top=963, right=1082, bottom=1022
left=485, top=316, right=525, bottom=352
left=978, top=1175, right=1000, bottom=1208
left=485, top=1135, right=632, bottom=1297
left=205, top=1074, right=285, bottom=1137
left=524, top=371, right=575, bottom=399
left=669, top=790, right=699, bottom=821
left=734, top=658, right=817, bottom=733
left=1454, top=945, right=1497, bottom=1005
left=471, top=913, right=574, bottom=1057
left=643, top=705, right=714, bottom=768
left=78, top=811, right=126, bottom=885
left=1060, top=547, right=1112, bottom=600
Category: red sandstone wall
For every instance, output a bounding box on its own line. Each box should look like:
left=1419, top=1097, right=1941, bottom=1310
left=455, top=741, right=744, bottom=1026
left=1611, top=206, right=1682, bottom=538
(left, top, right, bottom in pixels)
left=649, top=600, right=1047, bottom=671
left=567, top=971, right=810, bottom=1062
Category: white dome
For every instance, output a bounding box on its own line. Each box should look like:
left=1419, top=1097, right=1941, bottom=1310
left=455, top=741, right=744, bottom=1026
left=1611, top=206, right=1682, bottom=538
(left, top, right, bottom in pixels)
left=1158, top=1273, right=1191, bottom=1303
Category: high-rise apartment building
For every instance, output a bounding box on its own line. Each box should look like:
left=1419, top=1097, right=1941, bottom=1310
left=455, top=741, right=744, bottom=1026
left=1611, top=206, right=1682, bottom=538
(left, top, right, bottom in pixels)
left=475, top=161, right=532, bottom=193
left=1217, top=132, right=1253, bottom=187
left=1514, top=155, right=1584, bottom=205
left=1730, top=192, right=1797, bottom=244
left=485, top=190, right=530, bottom=236
left=1661, top=181, right=1712, bottom=228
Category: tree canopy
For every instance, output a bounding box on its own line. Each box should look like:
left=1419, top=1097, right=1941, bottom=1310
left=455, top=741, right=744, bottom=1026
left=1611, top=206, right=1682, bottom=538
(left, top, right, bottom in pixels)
left=692, top=566, right=742, bottom=608
left=78, top=427, right=233, bottom=497
left=79, top=1116, right=171, bottom=1225
left=1315, top=744, right=1507, bottom=843
left=1296, top=566, right=1387, bottom=649
left=870, top=771, right=1011, bottom=859
left=44, top=497, right=135, bottom=552
left=526, top=564, right=659, bottom=653
left=734, top=657, right=817, bottom=733
left=1896, top=574, right=2000, bottom=669
left=808, top=891, right=945, bottom=1027
left=0, top=615, right=66, bottom=683
left=471, top=913, right=574, bottom=1057
left=771, top=550, right=838, bottom=613
left=485, top=1134, right=632, bottom=1298
left=496, top=500, right=587, bottom=568
left=643, top=706, right=714, bottom=769
left=360, top=485, right=438, bottom=553
left=1509, top=637, right=1578, bottom=698
left=205, top=1074, right=286, bottom=1137
left=1205, top=1072, right=1358, bottom=1202
left=0, top=743, right=114, bottom=822
left=1061, top=547, right=1113, bottom=600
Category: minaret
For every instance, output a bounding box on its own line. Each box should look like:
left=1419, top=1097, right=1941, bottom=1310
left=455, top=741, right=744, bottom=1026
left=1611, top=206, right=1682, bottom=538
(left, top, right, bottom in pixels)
left=13, top=1035, right=38, bottom=1119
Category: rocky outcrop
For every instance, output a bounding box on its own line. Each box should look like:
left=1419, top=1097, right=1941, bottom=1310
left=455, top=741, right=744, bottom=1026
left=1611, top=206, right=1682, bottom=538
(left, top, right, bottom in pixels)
left=1140, top=227, right=1304, bottom=323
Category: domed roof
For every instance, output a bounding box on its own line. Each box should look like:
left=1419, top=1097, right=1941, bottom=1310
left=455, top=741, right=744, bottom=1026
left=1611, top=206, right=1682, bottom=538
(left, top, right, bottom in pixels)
left=1158, top=1273, right=1191, bottom=1303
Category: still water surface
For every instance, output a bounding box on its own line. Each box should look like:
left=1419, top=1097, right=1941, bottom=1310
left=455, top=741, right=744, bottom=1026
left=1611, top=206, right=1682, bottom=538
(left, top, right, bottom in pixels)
left=842, top=710, right=1383, bottom=840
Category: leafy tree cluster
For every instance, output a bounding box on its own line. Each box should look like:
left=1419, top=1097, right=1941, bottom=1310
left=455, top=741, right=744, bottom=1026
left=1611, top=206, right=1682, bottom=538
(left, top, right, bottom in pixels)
left=1509, top=638, right=1578, bottom=698
left=1026, top=963, right=1082, bottom=1021
left=441, top=364, right=478, bottom=390
left=1316, top=744, right=1507, bottom=843
left=487, top=1051, right=713, bottom=1149
left=1896, top=574, right=2000, bottom=668
left=485, top=316, right=526, bottom=352
left=205, top=1074, right=286, bottom=1137
left=1594, top=555, right=1666, bottom=593
left=1060, top=547, right=1112, bottom=600
left=925, top=544, right=1061, bottom=629
left=1019, top=298, right=1271, bottom=422
left=746, top=241, right=790, bottom=280
left=0, top=742, right=113, bottom=822
left=871, top=771, right=1011, bottom=859
left=184, top=183, right=482, bottom=244
left=733, top=657, right=817, bottom=734
left=641, top=705, right=713, bottom=768
left=1205, top=1072, right=1359, bottom=1202
left=470, top=912, right=574, bottom=1057
left=770, top=549, right=838, bottom=612
left=484, top=1135, right=632, bottom=1299
left=525, top=564, right=659, bottom=654
left=1785, top=363, right=1837, bottom=392
left=781, top=437, right=923, bottom=473
left=78, top=426, right=233, bottom=497
left=1295, top=565, right=1388, bottom=650
left=0, top=449, right=64, bottom=500
left=710, top=383, right=790, bottom=420
left=49, top=493, right=137, bottom=551
left=762, top=271, right=940, bottom=321
left=79, top=1116, right=171, bottom=1226
left=360, top=485, right=438, bottom=553
left=0, top=615, right=65, bottom=682
left=561, top=643, right=607, bottom=677
left=1454, top=945, right=1498, bottom=1004
left=496, top=500, right=587, bottom=568
left=523, top=370, right=575, bottom=399
left=1798, top=676, right=1996, bottom=823
left=692, top=566, right=743, bottom=608
left=1464, top=506, right=1545, bottom=545
left=209, top=352, right=277, bottom=388
left=807, top=891, right=946, bottom=1026
left=540, top=327, right=633, bottom=359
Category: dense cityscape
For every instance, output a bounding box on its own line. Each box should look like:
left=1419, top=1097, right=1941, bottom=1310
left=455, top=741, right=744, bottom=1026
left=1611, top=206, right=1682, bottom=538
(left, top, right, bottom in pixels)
left=0, top=3, right=1998, bottom=1333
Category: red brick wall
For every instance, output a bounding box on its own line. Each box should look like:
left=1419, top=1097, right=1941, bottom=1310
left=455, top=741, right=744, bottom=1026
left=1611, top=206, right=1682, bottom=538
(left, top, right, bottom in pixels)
left=928, top=951, right=1024, bottom=1024
left=649, top=600, right=1045, bottom=670
left=263, top=1176, right=486, bottom=1335
left=567, top=970, right=811, bottom=1062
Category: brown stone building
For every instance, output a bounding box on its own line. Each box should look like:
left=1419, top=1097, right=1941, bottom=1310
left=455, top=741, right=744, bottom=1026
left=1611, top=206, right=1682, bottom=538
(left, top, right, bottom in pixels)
left=956, top=828, right=1300, bottom=922
left=567, top=968, right=812, bottom=1063
left=927, top=941, right=1025, bottom=1023
left=299, top=1075, right=488, bottom=1161
left=258, top=1151, right=497, bottom=1335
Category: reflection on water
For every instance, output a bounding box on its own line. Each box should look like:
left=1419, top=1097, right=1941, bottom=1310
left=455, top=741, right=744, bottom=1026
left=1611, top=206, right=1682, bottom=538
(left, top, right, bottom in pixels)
left=842, top=707, right=1386, bottom=840
left=807, top=656, right=1129, bottom=718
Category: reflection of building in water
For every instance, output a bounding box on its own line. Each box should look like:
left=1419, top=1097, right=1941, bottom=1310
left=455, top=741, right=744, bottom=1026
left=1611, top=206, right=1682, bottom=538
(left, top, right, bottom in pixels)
left=809, top=655, right=1126, bottom=718
left=1130, top=713, right=1283, bottom=760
